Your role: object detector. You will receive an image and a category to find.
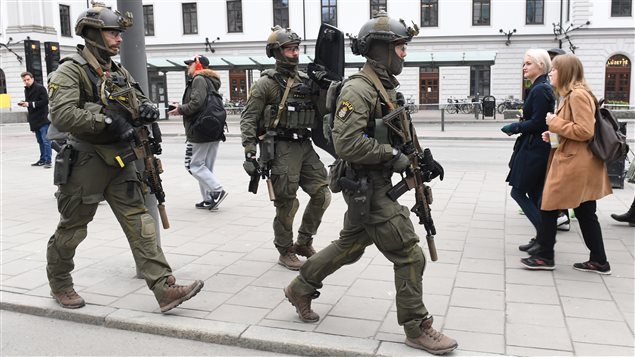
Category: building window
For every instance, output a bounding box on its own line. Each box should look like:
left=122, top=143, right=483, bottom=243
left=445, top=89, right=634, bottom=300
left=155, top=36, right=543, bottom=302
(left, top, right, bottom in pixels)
left=143, top=5, right=154, bottom=36
left=611, top=0, right=632, bottom=17
left=421, top=0, right=438, bottom=27
left=182, top=3, right=198, bottom=34
left=59, top=5, right=71, bottom=37
left=470, top=65, right=490, bottom=97
left=472, top=0, right=490, bottom=26
left=526, top=0, right=543, bottom=24
left=370, top=0, right=387, bottom=18
left=321, top=0, right=337, bottom=26
left=227, top=0, right=243, bottom=33
left=0, top=69, right=6, bottom=94
left=605, top=54, right=631, bottom=106
left=273, top=0, right=289, bottom=27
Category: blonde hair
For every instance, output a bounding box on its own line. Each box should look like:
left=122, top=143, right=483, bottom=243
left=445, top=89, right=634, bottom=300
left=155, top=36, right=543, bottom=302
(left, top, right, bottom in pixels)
left=551, top=54, right=593, bottom=97
left=525, top=49, right=551, bottom=75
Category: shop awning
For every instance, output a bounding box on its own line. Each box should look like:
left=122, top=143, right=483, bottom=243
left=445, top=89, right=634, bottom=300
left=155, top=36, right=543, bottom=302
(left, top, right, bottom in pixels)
left=146, top=51, right=496, bottom=72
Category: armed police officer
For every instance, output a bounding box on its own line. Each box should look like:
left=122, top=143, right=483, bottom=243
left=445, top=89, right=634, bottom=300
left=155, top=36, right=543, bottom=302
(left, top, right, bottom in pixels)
left=283, top=12, right=457, bottom=354
left=240, top=26, right=331, bottom=270
left=46, top=2, right=203, bottom=313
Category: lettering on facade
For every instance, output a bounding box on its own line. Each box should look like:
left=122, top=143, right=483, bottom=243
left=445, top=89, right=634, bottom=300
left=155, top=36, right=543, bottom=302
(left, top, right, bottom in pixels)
left=606, top=57, right=630, bottom=67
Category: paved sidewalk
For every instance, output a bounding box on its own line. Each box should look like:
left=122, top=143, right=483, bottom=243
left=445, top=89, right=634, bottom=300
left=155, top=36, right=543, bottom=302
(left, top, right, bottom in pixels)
left=1, top=122, right=634, bottom=356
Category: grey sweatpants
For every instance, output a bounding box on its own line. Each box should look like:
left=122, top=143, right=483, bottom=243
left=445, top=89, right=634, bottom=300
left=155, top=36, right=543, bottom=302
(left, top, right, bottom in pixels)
left=184, top=141, right=223, bottom=201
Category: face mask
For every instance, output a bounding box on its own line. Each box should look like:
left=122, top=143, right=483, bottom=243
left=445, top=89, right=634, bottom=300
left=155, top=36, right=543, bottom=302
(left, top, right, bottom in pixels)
left=388, top=43, right=405, bottom=76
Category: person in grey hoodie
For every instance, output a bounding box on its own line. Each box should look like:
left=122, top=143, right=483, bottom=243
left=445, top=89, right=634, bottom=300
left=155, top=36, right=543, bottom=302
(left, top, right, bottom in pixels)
left=169, top=55, right=227, bottom=210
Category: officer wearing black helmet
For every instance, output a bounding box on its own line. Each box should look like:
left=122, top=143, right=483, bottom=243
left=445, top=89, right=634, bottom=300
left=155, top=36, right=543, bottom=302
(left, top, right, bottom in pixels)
left=46, top=1, right=203, bottom=313
left=240, top=26, right=331, bottom=271
left=284, top=11, right=457, bottom=354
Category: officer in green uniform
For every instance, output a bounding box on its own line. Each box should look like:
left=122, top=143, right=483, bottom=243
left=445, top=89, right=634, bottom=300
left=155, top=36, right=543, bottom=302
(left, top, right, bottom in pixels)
left=284, top=11, right=457, bottom=354
left=46, top=2, right=203, bottom=313
left=240, top=26, right=331, bottom=270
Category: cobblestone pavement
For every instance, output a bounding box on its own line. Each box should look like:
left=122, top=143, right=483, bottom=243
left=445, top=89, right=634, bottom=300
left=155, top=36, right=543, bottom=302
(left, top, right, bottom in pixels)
left=1, top=121, right=633, bottom=356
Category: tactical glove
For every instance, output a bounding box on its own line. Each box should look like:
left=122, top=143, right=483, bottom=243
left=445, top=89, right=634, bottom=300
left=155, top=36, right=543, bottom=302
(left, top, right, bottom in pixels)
left=139, top=102, right=160, bottom=124
left=390, top=150, right=410, bottom=173
left=104, top=110, right=136, bottom=142
left=243, top=152, right=259, bottom=176
left=420, top=148, right=444, bottom=181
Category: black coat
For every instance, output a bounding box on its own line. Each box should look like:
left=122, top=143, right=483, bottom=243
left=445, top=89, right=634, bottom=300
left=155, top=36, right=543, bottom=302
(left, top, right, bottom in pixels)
left=24, top=81, right=50, bottom=131
left=506, top=74, right=556, bottom=192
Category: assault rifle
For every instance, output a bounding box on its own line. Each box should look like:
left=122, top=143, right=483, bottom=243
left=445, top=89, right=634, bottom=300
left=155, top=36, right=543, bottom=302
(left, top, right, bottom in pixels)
left=385, top=109, right=443, bottom=261
left=247, top=130, right=276, bottom=201
left=103, top=75, right=170, bottom=229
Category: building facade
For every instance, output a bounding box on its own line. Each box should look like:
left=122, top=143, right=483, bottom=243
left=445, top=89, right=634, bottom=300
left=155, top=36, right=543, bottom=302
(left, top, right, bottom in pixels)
left=1, top=0, right=633, bottom=112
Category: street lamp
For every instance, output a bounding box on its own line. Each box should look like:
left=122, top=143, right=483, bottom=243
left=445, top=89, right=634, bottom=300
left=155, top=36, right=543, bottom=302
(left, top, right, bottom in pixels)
left=552, top=21, right=590, bottom=53
left=499, top=29, right=517, bottom=46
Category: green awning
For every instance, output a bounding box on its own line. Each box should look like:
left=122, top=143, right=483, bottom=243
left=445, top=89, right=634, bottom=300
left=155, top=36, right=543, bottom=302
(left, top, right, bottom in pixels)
left=146, top=51, right=496, bottom=72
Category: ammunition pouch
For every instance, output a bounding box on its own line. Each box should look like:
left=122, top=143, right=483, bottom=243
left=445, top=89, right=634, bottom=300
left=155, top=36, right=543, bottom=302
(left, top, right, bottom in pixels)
left=264, top=102, right=316, bottom=130
left=53, top=144, right=76, bottom=186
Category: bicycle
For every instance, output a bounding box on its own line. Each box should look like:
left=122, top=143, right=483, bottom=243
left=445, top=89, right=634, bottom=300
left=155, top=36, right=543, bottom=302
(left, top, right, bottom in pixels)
left=445, top=97, right=460, bottom=114
left=497, top=97, right=524, bottom=114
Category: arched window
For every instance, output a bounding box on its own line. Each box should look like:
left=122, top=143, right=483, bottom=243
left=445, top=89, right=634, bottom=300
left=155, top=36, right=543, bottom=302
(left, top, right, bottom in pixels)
left=0, top=69, right=6, bottom=94
left=604, top=54, right=631, bottom=106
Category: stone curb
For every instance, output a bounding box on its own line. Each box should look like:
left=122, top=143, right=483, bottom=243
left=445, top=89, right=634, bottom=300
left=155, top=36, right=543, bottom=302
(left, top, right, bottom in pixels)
left=0, top=290, right=380, bottom=356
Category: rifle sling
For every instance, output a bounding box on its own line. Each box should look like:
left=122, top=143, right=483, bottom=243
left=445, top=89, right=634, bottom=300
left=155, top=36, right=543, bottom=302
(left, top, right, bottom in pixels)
left=272, top=76, right=295, bottom=129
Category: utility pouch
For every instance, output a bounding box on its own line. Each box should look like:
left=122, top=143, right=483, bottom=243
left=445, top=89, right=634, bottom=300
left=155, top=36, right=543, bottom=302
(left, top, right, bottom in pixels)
left=263, top=105, right=277, bottom=128
left=53, top=144, right=75, bottom=186
left=345, top=176, right=372, bottom=225
left=328, top=158, right=347, bottom=193
left=259, top=130, right=276, bottom=163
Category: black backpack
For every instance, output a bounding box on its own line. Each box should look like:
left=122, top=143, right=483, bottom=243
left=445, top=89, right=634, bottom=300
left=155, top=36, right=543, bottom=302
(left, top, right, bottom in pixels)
left=589, top=98, right=628, bottom=162
left=188, top=77, right=227, bottom=142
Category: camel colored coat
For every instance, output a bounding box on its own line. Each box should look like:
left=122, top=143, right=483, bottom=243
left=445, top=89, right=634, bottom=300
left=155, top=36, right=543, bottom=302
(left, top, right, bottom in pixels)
left=541, top=85, right=612, bottom=210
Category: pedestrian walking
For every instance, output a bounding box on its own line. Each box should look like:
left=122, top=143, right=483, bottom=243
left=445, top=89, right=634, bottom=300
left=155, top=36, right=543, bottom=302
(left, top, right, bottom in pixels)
left=521, top=54, right=613, bottom=274
left=283, top=11, right=457, bottom=355
left=502, top=49, right=556, bottom=254
left=240, top=26, right=331, bottom=270
left=169, top=55, right=228, bottom=210
left=46, top=2, right=203, bottom=312
left=18, top=72, right=52, bottom=168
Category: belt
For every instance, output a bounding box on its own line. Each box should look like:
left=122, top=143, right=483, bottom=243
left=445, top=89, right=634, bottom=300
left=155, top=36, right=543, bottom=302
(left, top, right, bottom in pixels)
left=274, top=128, right=311, bottom=141
left=67, top=139, right=96, bottom=153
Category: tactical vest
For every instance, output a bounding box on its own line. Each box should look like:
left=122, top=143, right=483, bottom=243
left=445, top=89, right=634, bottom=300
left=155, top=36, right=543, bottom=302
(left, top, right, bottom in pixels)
left=57, top=53, right=139, bottom=145
left=261, top=69, right=316, bottom=131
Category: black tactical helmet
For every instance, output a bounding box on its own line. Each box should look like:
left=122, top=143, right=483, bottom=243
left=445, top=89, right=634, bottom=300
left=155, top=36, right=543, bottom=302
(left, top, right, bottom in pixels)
left=266, top=26, right=301, bottom=58
left=75, top=1, right=133, bottom=56
left=350, top=10, right=419, bottom=57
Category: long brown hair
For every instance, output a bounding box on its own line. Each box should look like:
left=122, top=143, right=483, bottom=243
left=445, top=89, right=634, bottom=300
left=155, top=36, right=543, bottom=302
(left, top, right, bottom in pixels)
left=551, top=54, right=594, bottom=98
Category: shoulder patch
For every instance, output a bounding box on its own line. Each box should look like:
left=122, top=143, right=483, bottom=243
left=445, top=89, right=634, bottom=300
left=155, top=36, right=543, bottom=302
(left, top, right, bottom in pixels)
left=336, top=101, right=354, bottom=121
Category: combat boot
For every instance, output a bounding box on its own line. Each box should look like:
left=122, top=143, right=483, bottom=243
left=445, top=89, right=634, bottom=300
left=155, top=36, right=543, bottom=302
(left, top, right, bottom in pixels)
left=283, top=285, right=319, bottom=323
left=278, top=249, right=304, bottom=270
left=293, top=241, right=316, bottom=258
left=159, top=279, right=204, bottom=313
left=405, top=316, right=458, bottom=355
left=51, top=288, right=85, bottom=309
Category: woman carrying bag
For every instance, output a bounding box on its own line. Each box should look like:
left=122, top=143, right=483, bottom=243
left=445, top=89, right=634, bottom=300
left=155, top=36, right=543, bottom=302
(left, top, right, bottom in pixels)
left=521, top=54, right=613, bottom=274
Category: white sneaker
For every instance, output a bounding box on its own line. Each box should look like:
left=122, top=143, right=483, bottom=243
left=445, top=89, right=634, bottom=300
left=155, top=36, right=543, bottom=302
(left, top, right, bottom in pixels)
left=557, top=214, right=570, bottom=231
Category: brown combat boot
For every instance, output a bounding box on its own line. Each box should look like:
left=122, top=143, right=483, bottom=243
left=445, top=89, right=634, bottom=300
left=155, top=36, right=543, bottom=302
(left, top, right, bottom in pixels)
left=283, top=285, right=319, bottom=323
left=405, top=316, right=458, bottom=355
left=51, top=288, right=85, bottom=309
left=293, top=241, right=316, bottom=258
left=159, top=279, right=204, bottom=313
left=278, top=249, right=304, bottom=270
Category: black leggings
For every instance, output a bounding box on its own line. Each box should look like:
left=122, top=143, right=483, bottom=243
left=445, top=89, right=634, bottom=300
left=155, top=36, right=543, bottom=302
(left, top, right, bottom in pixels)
left=536, top=200, right=607, bottom=264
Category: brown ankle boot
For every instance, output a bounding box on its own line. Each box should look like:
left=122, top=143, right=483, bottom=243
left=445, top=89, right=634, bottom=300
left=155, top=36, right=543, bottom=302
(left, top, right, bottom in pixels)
left=293, top=242, right=316, bottom=258
left=51, top=288, right=85, bottom=309
left=159, top=280, right=204, bottom=313
left=278, top=249, right=304, bottom=270
left=405, top=316, right=458, bottom=355
left=283, top=285, right=319, bottom=322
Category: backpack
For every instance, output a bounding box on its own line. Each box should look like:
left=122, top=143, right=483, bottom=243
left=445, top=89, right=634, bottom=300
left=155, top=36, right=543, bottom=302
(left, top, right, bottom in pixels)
left=187, top=77, right=227, bottom=142
left=588, top=98, right=628, bottom=162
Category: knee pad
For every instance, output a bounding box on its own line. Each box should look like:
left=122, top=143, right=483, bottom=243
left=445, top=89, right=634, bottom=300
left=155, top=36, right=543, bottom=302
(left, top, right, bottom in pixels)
left=311, top=185, right=332, bottom=210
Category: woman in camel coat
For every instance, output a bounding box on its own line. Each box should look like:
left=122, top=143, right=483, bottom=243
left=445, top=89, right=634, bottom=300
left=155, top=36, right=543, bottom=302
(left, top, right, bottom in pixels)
left=521, top=54, right=613, bottom=274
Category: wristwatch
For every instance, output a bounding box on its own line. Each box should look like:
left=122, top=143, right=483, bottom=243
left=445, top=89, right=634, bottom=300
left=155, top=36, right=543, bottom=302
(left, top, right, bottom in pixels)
left=104, top=117, right=113, bottom=125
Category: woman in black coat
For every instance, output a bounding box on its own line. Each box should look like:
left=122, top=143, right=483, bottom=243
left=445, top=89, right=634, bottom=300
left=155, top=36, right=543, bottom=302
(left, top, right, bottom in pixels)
left=502, top=49, right=555, bottom=251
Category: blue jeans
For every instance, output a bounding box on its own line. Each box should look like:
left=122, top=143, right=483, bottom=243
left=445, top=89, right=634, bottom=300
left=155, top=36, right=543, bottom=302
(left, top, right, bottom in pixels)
left=511, top=187, right=541, bottom=232
left=35, top=123, right=52, bottom=162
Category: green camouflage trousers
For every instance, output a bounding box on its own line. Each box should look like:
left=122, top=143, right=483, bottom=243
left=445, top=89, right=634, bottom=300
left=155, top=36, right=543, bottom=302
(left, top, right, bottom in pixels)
left=270, top=140, right=330, bottom=253
left=46, top=150, right=173, bottom=302
left=288, top=171, right=428, bottom=338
